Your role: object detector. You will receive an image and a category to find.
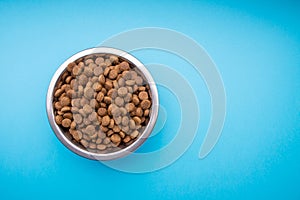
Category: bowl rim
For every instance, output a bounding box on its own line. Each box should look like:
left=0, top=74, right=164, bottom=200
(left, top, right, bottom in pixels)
left=46, top=47, right=159, bottom=160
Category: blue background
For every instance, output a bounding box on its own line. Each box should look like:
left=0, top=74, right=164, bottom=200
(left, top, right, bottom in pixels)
left=0, top=0, right=299, bottom=199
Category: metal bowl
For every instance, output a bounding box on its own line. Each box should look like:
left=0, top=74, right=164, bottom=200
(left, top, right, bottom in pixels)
left=46, top=47, right=159, bottom=160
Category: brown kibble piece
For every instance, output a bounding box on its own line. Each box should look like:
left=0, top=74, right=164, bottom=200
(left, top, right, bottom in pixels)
left=114, top=116, right=122, bottom=125
left=85, top=59, right=94, bottom=65
left=108, top=119, right=114, bottom=129
left=97, top=144, right=106, bottom=150
left=85, top=125, right=96, bottom=135
left=107, top=130, right=114, bottom=137
left=97, top=107, right=107, bottom=116
left=113, top=125, right=121, bottom=132
left=119, top=107, right=127, bottom=115
left=131, top=130, right=139, bottom=139
left=55, top=115, right=63, bottom=125
left=125, top=80, right=135, bottom=86
left=119, top=131, right=125, bottom=138
left=60, top=97, right=71, bottom=106
left=109, top=55, right=119, bottom=64
left=96, top=138, right=102, bottom=144
left=125, top=103, right=135, bottom=112
left=129, top=119, right=135, bottom=129
left=133, top=116, right=141, bottom=125
left=100, top=125, right=108, bottom=133
left=135, top=107, right=143, bottom=117
left=132, top=95, right=139, bottom=105
left=89, top=143, right=96, bottom=149
left=103, top=137, right=111, bottom=145
left=138, top=91, right=148, bottom=100
left=138, top=86, right=146, bottom=91
left=135, top=76, right=143, bottom=85
left=104, top=96, right=112, bottom=104
left=90, top=99, right=99, bottom=108
left=72, top=65, right=81, bottom=76
left=92, top=82, right=102, bottom=92
left=84, top=67, right=93, bottom=77
left=107, top=89, right=118, bottom=99
left=144, top=109, right=150, bottom=116
left=123, top=136, right=131, bottom=143
left=102, top=115, right=110, bottom=126
left=70, top=121, right=76, bottom=129
left=70, top=130, right=82, bottom=141
left=141, top=100, right=151, bottom=109
left=63, top=112, right=72, bottom=119
left=108, top=69, right=118, bottom=79
left=67, top=62, right=75, bottom=72
left=78, top=74, right=88, bottom=85
left=54, top=102, right=62, bottom=110
left=96, top=92, right=104, bottom=102
left=119, top=61, right=130, bottom=71
left=118, top=78, right=125, bottom=87
left=88, top=112, right=98, bottom=122
left=122, top=116, right=129, bottom=126
left=103, top=67, right=111, bottom=77
left=99, top=74, right=105, bottom=85
left=83, top=104, right=93, bottom=114
left=62, top=118, right=71, bottom=128
left=95, top=57, right=104, bottom=65
left=104, top=80, right=113, bottom=90
left=115, top=96, right=124, bottom=107
left=117, top=87, right=128, bottom=97
left=81, top=140, right=89, bottom=148
left=110, top=134, right=121, bottom=144
left=84, top=87, right=94, bottom=99
left=54, top=88, right=64, bottom=97
left=94, top=66, right=103, bottom=76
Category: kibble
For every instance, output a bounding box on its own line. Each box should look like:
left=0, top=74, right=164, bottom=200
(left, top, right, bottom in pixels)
left=53, top=53, right=153, bottom=153
left=62, top=118, right=71, bottom=128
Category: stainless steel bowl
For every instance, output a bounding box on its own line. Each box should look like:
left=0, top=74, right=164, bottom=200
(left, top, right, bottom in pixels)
left=46, top=47, right=159, bottom=160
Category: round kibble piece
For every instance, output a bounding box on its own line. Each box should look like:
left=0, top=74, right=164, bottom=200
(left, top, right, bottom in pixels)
left=117, top=87, right=128, bottom=97
left=126, top=103, right=135, bottom=112
left=110, top=134, right=121, bottom=144
left=85, top=125, right=95, bottom=135
left=60, top=97, right=71, bottom=106
left=84, top=87, right=94, bottom=99
left=122, top=116, right=129, bottom=126
left=108, top=69, right=118, bottom=79
left=135, top=76, right=143, bottom=85
left=78, top=74, right=88, bottom=85
left=55, top=115, right=63, bottom=125
left=62, top=118, right=71, bottom=128
left=83, top=104, right=93, bottom=114
left=138, top=91, right=148, bottom=100
left=97, top=107, right=107, bottom=116
left=94, top=66, right=103, bottom=76
left=115, top=96, right=124, bottom=107
left=141, top=100, right=151, bottom=109
left=102, top=115, right=110, bottom=126
left=95, top=57, right=104, bottom=65
left=119, top=61, right=130, bottom=71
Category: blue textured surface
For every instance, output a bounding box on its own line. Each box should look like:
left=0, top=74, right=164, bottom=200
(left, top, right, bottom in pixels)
left=0, top=0, right=299, bottom=199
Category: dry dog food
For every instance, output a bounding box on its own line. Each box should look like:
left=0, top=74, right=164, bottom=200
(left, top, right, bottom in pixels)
left=53, top=54, right=152, bottom=153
